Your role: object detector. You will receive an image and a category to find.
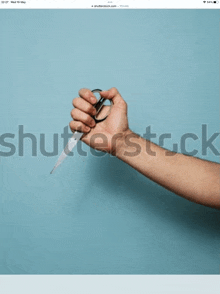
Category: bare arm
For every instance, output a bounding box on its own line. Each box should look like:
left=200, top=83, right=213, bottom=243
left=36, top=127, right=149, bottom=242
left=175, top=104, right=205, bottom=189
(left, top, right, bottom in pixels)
left=70, top=87, right=220, bottom=209
left=116, top=130, right=220, bottom=209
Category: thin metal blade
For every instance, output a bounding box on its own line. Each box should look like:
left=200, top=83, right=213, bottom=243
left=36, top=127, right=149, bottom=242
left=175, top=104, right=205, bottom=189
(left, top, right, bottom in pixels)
left=50, top=131, right=83, bottom=174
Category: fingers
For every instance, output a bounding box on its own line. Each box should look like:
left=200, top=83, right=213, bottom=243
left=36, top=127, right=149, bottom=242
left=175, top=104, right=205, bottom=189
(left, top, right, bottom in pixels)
left=78, top=88, right=97, bottom=105
left=100, top=87, right=127, bottom=109
left=70, top=87, right=127, bottom=136
left=73, top=97, right=96, bottom=116
left=69, top=120, right=91, bottom=133
left=70, top=88, right=97, bottom=134
left=71, top=108, right=96, bottom=128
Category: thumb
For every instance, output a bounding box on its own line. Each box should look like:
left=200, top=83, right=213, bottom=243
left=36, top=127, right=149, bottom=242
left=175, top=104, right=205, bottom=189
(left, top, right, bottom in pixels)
left=100, top=87, right=127, bottom=109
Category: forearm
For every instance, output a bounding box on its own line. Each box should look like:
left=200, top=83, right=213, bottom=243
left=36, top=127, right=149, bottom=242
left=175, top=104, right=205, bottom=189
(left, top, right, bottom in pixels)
left=116, top=130, right=220, bottom=209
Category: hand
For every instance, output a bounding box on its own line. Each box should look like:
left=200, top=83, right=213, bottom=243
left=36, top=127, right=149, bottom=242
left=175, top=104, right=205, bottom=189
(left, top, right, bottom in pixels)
left=69, top=87, right=130, bottom=154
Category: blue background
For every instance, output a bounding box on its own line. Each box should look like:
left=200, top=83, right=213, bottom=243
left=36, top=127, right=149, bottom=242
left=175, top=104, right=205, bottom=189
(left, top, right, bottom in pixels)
left=0, top=9, right=219, bottom=274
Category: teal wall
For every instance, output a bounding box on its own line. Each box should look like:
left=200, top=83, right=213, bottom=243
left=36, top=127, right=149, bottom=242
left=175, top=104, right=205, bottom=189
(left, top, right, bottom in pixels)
left=0, top=9, right=219, bottom=274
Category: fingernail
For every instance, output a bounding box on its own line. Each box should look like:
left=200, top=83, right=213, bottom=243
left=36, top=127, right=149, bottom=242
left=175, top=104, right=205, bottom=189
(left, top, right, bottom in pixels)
left=85, top=126, right=90, bottom=132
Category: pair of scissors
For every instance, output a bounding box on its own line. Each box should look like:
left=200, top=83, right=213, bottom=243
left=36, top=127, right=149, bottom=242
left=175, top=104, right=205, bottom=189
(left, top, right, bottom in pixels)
left=50, top=89, right=113, bottom=174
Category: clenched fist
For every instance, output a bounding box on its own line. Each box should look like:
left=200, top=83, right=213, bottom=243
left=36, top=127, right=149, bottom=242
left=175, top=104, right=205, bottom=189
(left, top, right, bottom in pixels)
left=69, top=87, right=130, bottom=154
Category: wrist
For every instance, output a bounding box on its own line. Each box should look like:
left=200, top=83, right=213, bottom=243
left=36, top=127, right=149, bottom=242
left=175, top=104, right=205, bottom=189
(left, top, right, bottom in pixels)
left=111, top=129, right=134, bottom=158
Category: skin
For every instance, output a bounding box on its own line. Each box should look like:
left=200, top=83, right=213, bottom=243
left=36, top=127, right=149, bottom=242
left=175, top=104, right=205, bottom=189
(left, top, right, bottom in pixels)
left=70, top=87, right=220, bottom=210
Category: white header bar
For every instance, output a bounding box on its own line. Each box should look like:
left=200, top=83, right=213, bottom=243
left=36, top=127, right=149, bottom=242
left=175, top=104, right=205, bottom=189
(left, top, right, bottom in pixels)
left=0, top=0, right=220, bottom=9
